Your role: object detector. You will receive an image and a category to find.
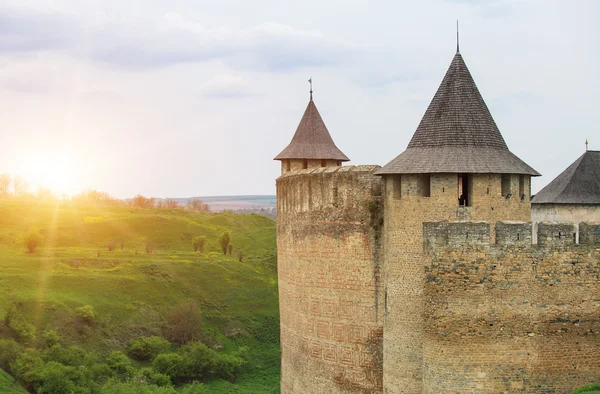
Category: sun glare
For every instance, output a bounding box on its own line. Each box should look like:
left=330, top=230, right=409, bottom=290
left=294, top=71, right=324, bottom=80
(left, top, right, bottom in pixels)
left=22, top=153, right=78, bottom=196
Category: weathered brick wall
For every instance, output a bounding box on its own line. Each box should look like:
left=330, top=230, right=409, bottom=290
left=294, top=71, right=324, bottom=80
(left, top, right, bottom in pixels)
left=277, top=165, right=384, bottom=393
left=382, top=173, right=531, bottom=393
left=423, top=221, right=600, bottom=393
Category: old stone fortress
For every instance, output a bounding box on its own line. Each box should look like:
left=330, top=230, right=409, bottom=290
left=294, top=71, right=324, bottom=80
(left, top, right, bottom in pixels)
left=273, top=45, right=600, bottom=393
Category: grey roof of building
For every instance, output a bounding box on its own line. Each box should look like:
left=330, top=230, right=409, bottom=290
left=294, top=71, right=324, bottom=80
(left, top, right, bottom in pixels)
left=274, top=99, right=350, bottom=162
left=532, top=150, right=600, bottom=204
left=376, top=52, right=539, bottom=176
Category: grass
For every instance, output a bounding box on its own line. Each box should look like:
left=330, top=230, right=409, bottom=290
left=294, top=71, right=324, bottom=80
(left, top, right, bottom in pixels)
left=0, top=369, right=27, bottom=393
left=0, top=199, right=280, bottom=393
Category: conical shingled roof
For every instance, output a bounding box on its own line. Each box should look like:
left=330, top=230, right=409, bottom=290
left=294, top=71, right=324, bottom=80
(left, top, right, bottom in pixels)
left=532, top=151, right=600, bottom=204
left=376, top=52, right=539, bottom=176
left=274, top=99, right=349, bottom=161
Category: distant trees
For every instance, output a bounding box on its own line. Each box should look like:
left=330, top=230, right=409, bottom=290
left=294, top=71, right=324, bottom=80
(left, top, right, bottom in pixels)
left=192, top=236, right=206, bottom=253
left=13, top=176, right=29, bottom=197
left=0, top=173, right=10, bottom=196
left=186, top=199, right=210, bottom=212
left=166, top=300, right=202, bottom=344
left=219, top=232, right=230, bottom=255
left=107, top=241, right=117, bottom=251
left=132, top=195, right=156, bottom=209
left=72, top=190, right=123, bottom=205
left=24, top=227, right=43, bottom=253
left=165, top=199, right=180, bottom=209
left=227, top=244, right=233, bottom=255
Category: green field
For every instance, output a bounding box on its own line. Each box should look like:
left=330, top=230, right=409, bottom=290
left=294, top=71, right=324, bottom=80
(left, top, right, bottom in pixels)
left=0, top=199, right=279, bottom=393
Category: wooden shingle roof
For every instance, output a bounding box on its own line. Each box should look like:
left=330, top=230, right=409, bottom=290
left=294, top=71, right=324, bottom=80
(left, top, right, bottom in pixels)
left=377, top=52, right=539, bottom=176
left=274, top=99, right=349, bottom=162
left=532, top=151, right=600, bottom=204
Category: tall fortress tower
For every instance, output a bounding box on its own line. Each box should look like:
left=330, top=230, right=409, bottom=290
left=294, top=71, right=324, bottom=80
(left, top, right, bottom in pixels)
left=275, top=48, right=600, bottom=393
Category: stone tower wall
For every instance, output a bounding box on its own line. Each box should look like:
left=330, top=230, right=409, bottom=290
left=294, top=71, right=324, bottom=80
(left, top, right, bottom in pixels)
left=381, top=173, right=531, bottom=393
left=276, top=165, right=384, bottom=393
left=423, top=221, right=600, bottom=393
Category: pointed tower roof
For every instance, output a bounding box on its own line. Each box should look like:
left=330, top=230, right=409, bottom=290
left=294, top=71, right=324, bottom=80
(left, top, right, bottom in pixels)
left=376, top=52, right=539, bottom=176
left=532, top=150, right=600, bottom=204
left=274, top=99, right=350, bottom=162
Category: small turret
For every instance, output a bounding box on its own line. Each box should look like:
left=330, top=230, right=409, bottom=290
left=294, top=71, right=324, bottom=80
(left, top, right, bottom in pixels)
left=274, top=87, right=349, bottom=174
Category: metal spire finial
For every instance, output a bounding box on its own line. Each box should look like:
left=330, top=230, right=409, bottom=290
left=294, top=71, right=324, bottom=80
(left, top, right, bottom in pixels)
left=456, top=20, right=460, bottom=54
left=585, top=138, right=589, bottom=152
left=308, top=77, right=313, bottom=100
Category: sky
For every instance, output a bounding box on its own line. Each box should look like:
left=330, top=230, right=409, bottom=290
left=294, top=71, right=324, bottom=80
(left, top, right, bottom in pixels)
left=0, top=0, right=598, bottom=198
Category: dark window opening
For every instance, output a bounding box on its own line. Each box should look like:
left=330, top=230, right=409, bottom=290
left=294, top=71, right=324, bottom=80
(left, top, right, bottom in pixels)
left=501, top=174, right=511, bottom=197
left=458, top=173, right=471, bottom=206
left=422, top=174, right=431, bottom=197
left=321, top=159, right=326, bottom=167
left=519, top=175, right=525, bottom=200
left=285, top=160, right=290, bottom=172
left=392, top=175, right=402, bottom=200
left=302, top=160, right=308, bottom=169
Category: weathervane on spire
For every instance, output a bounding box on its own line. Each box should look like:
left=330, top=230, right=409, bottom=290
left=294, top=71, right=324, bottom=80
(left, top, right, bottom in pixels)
left=456, top=20, right=460, bottom=54
left=308, top=77, right=313, bottom=100
left=585, top=139, right=589, bottom=152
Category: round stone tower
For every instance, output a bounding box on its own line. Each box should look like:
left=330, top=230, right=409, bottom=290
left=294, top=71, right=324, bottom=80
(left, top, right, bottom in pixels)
left=275, top=95, right=384, bottom=393
left=375, top=50, right=539, bottom=393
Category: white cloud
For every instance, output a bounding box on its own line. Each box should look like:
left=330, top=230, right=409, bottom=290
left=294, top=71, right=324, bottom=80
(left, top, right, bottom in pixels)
left=202, top=74, right=256, bottom=98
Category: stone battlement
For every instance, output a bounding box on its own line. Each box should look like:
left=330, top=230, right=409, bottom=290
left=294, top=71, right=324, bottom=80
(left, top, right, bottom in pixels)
left=424, top=220, right=600, bottom=249
left=276, top=165, right=382, bottom=217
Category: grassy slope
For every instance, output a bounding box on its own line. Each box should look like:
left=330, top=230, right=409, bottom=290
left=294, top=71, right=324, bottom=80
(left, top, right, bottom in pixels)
left=0, top=199, right=279, bottom=393
left=0, top=369, right=27, bottom=393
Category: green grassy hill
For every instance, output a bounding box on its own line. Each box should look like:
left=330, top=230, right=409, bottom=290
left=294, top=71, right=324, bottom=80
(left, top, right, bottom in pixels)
left=0, top=199, right=279, bottom=393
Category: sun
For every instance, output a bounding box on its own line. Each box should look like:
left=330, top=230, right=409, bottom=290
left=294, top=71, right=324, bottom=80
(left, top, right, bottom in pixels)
left=23, top=153, right=79, bottom=196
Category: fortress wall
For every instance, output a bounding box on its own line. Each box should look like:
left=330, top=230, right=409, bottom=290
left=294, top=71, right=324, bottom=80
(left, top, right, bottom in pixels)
left=532, top=204, right=600, bottom=243
left=382, top=173, right=531, bottom=393
left=423, top=221, right=600, bottom=393
left=276, top=165, right=384, bottom=393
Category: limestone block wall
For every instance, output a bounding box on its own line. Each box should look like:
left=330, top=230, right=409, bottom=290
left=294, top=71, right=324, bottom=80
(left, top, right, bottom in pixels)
left=423, top=221, right=600, bottom=393
left=277, top=165, right=384, bottom=393
left=381, top=173, right=531, bottom=393
left=532, top=203, right=600, bottom=243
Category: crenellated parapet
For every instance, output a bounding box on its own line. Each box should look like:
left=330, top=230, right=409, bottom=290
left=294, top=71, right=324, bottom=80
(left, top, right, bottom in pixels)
left=422, top=220, right=600, bottom=393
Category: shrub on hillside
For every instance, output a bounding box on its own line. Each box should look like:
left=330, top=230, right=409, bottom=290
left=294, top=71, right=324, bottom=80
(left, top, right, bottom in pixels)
left=179, top=381, right=210, bottom=393
left=127, top=336, right=171, bottom=361
left=146, top=242, right=154, bottom=254
left=24, top=227, right=43, bottom=253
left=238, top=251, right=244, bottom=262
left=106, top=351, right=133, bottom=375
left=227, top=244, right=233, bottom=255
left=43, top=344, right=96, bottom=368
left=151, top=353, right=187, bottom=380
left=74, top=305, right=95, bottom=324
left=10, top=318, right=36, bottom=344
left=0, top=339, right=23, bottom=371
left=166, top=300, right=202, bottom=344
left=192, top=236, right=206, bottom=253
left=107, top=240, right=117, bottom=251
left=36, top=361, right=91, bottom=394
left=10, top=348, right=44, bottom=388
left=572, top=382, right=600, bottom=393
left=42, top=329, right=60, bottom=348
left=138, top=367, right=172, bottom=387
left=102, top=379, right=178, bottom=393
left=219, top=232, right=230, bottom=255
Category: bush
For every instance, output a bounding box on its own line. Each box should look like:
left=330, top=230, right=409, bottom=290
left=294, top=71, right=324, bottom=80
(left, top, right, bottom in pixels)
left=192, top=236, right=206, bottom=253
left=219, top=232, right=230, bottom=255
left=138, top=367, right=172, bottom=387
left=43, top=329, right=60, bottom=348
left=227, top=244, right=233, bottom=255
left=74, top=305, right=95, bottom=324
left=106, top=351, right=132, bottom=375
left=166, top=300, right=202, bottom=344
left=10, top=318, right=36, bottom=344
left=101, top=379, right=178, bottom=393
left=0, top=338, right=23, bottom=371
left=107, top=241, right=117, bottom=251
left=151, top=353, right=187, bottom=380
left=43, top=344, right=95, bottom=368
left=24, top=227, right=43, bottom=253
left=238, top=251, right=244, bottom=262
left=37, top=361, right=91, bottom=394
left=127, top=336, right=171, bottom=361
left=10, top=348, right=44, bottom=388
left=572, top=382, right=600, bottom=393
left=179, top=342, right=217, bottom=380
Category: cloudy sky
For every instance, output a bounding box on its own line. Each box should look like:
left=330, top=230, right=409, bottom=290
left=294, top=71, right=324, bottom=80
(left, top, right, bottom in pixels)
left=0, top=0, right=598, bottom=198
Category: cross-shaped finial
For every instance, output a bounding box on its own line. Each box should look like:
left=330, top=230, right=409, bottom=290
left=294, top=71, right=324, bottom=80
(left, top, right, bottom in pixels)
left=585, top=139, right=589, bottom=152
left=308, top=77, right=313, bottom=100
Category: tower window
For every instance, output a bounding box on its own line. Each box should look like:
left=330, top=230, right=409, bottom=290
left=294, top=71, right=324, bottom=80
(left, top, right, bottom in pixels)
left=321, top=159, right=326, bottom=167
left=285, top=160, right=290, bottom=172
left=302, top=160, right=308, bottom=169
left=501, top=174, right=511, bottom=197
left=419, top=174, right=431, bottom=197
left=458, top=174, right=471, bottom=206
left=519, top=175, right=525, bottom=200
left=392, top=175, right=402, bottom=200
